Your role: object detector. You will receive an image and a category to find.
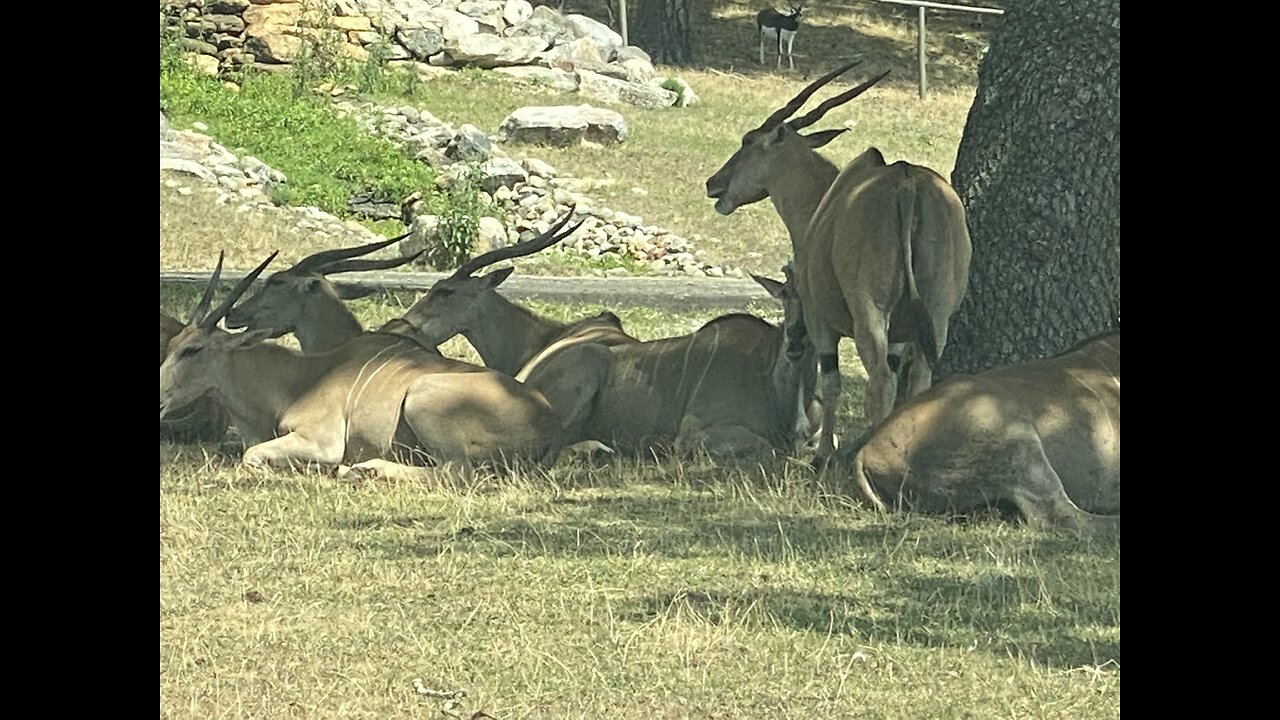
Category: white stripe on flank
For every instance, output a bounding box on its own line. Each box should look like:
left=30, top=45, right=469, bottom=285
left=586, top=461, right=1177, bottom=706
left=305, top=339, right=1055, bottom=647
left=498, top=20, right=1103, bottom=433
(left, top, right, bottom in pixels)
left=345, top=340, right=410, bottom=444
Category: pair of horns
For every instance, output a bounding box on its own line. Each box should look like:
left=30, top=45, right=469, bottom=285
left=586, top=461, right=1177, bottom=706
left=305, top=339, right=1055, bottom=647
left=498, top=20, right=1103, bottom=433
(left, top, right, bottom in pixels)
left=757, top=59, right=890, bottom=133
left=449, top=205, right=585, bottom=279
left=188, top=250, right=280, bottom=331
left=288, top=231, right=421, bottom=276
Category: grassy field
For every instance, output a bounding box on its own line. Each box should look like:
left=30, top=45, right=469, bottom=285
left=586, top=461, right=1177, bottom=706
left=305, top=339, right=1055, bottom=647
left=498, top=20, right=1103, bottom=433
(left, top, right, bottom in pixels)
left=159, top=286, right=1119, bottom=719
left=160, top=459, right=1119, bottom=719
left=161, top=4, right=1120, bottom=716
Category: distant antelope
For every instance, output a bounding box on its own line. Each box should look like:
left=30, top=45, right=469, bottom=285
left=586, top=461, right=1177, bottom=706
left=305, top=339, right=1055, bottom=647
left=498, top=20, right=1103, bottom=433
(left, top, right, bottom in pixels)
left=159, top=215, right=586, bottom=473
left=757, top=5, right=803, bottom=70
left=225, top=233, right=427, bottom=353
left=706, top=60, right=972, bottom=461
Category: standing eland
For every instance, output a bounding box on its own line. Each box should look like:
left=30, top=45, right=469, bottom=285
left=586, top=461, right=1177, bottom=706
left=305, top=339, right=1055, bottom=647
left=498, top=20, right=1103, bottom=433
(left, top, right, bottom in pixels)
left=705, top=60, right=972, bottom=461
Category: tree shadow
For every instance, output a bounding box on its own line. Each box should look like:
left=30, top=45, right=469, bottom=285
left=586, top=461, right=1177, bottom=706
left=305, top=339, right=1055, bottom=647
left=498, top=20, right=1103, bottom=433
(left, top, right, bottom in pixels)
left=348, top=476, right=1118, bottom=668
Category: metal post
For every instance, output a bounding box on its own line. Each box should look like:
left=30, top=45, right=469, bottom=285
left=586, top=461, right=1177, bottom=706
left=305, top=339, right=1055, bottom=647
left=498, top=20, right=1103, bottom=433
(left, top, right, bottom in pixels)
left=917, top=6, right=928, bottom=99
left=619, top=0, right=629, bottom=46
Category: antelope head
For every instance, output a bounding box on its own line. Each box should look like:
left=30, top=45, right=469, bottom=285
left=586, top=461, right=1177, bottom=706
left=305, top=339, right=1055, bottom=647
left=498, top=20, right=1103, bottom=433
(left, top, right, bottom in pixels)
left=401, top=208, right=584, bottom=346
left=224, top=233, right=419, bottom=339
left=705, top=60, right=888, bottom=215
left=160, top=251, right=279, bottom=421
left=751, top=263, right=810, bottom=364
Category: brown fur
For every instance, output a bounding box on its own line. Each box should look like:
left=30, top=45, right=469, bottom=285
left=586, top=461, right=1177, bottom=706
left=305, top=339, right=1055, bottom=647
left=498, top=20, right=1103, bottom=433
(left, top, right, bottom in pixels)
left=851, top=333, right=1120, bottom=530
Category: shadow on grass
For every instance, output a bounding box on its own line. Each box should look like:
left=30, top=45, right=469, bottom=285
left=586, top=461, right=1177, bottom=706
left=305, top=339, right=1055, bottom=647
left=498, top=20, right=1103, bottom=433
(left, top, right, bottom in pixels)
left=348, top=477, right=1118, bottom=668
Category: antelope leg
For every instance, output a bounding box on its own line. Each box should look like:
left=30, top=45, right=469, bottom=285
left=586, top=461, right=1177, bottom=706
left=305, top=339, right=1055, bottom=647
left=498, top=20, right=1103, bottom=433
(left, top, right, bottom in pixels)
left=242, top=431, right=344, bottom=472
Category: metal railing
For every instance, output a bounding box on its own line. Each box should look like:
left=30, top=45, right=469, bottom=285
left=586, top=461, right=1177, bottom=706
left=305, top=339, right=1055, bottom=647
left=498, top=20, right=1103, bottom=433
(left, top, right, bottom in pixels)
left=875, top=0, right=1005, bottom=99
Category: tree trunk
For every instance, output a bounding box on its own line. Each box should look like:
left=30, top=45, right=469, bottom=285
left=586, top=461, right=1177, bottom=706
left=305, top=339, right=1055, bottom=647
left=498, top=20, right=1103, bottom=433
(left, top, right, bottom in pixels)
left=940, top=0, right=1120, bottom=377
left=632, top=0, right=694, bottom=65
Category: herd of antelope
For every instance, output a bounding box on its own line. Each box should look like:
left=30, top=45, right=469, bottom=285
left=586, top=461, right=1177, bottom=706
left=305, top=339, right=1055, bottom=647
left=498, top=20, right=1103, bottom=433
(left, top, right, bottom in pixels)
left=160, top=62, right=1120, bottom=531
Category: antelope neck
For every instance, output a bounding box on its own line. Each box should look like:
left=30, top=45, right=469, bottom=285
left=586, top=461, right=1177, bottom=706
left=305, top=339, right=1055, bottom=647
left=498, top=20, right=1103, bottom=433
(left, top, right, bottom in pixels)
left=462, top=293, right=566, bottom=376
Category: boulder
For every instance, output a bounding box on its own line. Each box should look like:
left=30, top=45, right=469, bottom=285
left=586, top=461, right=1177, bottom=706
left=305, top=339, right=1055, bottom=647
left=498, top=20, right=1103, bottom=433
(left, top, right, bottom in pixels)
left=577, top=69, right=677, bottom=109
left=443, top=34, right=547, bottom=68
left=564, top=13, right=622, bottom=60
left=578, top=105, right=628, bottom=144
left=492, top=65, right=578, bottom=92
left=505, top=5, right=574, bottom=45
left=477, top=215, right=509, bottom=252
left=480, top=157, right=529, bottom=193
left=457, top=1, right=506, bottom=33
left=397, top=26, right=443, bottom=59
left=499, top=104, right=627, bottom=147
left=538, top=36, right=604, bottom=66
left=446, top=124, right=494, bottom=161
left=246, top=33, right=303, bottom=63
left=243, top=3, right=302, bottom=27
left=205, top=14, right=246, bottom=33
left=184, top=52, right=220, bottom=75
left=208, top=0, right=251, bottom=12
left=426, top=8, right=480, bottom=42
left=502, top=0, right=533, bottom=26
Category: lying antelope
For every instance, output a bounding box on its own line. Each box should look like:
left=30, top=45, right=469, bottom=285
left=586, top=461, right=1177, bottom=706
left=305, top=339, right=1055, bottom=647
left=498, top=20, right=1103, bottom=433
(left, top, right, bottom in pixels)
left=847, top=332, right=1120, bottom=531
left=705, top=60, right=972, bottom=461
left=401, top=211, right=639, bottom=380
left=160, top=309, right=229, bottom=443
left=757, top=5, right=803, bottom=70
left=225, top=232, right=427, bottom=353
left=159, top=230, right=580, bottom=472
left=510, top=267, right=818, bottom=460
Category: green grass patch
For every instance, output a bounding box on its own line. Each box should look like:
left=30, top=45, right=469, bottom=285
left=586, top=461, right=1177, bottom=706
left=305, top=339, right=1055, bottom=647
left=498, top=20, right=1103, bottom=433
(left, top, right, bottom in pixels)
left=160, top=46, right=435, bottom=218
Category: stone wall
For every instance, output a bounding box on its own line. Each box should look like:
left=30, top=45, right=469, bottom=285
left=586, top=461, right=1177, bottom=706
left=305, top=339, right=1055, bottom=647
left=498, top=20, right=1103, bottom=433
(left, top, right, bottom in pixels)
left=162, top=0, right=694, bottom=108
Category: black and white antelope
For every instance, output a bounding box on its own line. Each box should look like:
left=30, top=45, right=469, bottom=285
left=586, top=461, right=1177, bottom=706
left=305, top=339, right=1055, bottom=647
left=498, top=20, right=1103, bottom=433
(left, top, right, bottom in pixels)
left=757, top=5, right=803, bottom=70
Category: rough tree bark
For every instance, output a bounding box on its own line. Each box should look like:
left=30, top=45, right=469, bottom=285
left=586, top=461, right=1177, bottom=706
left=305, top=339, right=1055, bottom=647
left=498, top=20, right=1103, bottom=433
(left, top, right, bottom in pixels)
left=939, top=0, right=1120, bottom=377
left=632, top=0, right=694, bottom=65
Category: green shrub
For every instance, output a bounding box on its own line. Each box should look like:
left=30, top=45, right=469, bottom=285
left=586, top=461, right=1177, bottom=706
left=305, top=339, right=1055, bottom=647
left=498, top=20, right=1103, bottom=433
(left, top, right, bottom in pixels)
left=422, top=164, right=494, bottom=271
left=161, top=56, right=435, bottom=218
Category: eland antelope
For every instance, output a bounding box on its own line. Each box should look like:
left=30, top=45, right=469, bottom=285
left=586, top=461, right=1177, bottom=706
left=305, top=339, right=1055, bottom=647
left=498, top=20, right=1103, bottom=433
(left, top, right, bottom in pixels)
left=401, top=210, right=639, bottom=379
left=757, top=5, right=803, bottom=70
left=511, top=267, right=818, bottom=460
left=160, top=308, right=230, bottom=443
left=846, top=332, right=1120, bottom=531
left=224, top=233, right=428, bottom=353
left=705, top=60, right=972, bottom=461
left=159, top=226, right=583, bottom=472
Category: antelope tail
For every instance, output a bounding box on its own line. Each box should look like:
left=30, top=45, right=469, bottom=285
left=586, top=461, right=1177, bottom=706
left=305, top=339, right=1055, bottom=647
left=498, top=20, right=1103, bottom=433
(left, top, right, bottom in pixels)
left=898, top=180, right=939, bottom=367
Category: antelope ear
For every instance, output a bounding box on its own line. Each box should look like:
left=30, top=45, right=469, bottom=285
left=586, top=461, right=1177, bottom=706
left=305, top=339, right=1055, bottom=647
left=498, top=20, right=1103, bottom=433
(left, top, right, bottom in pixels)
left=803, top=128, right=847, bottom=148
left=751, top=273, right=786, bottom=299
left=334, top=284, right=378, bottom=301
left=483, top=266, right=515, bottom=289
left=766, top=123, right=790, bottom=145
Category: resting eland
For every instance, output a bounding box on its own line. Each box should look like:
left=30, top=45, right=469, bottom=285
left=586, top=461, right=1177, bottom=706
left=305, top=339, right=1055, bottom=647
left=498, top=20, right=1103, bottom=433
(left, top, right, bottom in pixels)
left=159, top=221, right=586, bottom=473
left=847, top=332, right=1120, bottom=531
left=508, top=267, right=819, bottom=460
left=401, top=208, right=638, bottom=380
left=224, top=233, right=423, bottom=353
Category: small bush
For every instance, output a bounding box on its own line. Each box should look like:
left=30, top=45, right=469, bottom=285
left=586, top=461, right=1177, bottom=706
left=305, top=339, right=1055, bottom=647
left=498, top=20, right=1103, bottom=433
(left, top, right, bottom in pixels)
left=422, top=165, right=494, bottom=271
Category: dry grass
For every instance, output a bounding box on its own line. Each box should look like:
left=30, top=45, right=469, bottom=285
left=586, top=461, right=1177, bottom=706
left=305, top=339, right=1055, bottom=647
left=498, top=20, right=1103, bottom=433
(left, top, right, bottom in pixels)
left=160, top=457, right=1119, bottom=719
